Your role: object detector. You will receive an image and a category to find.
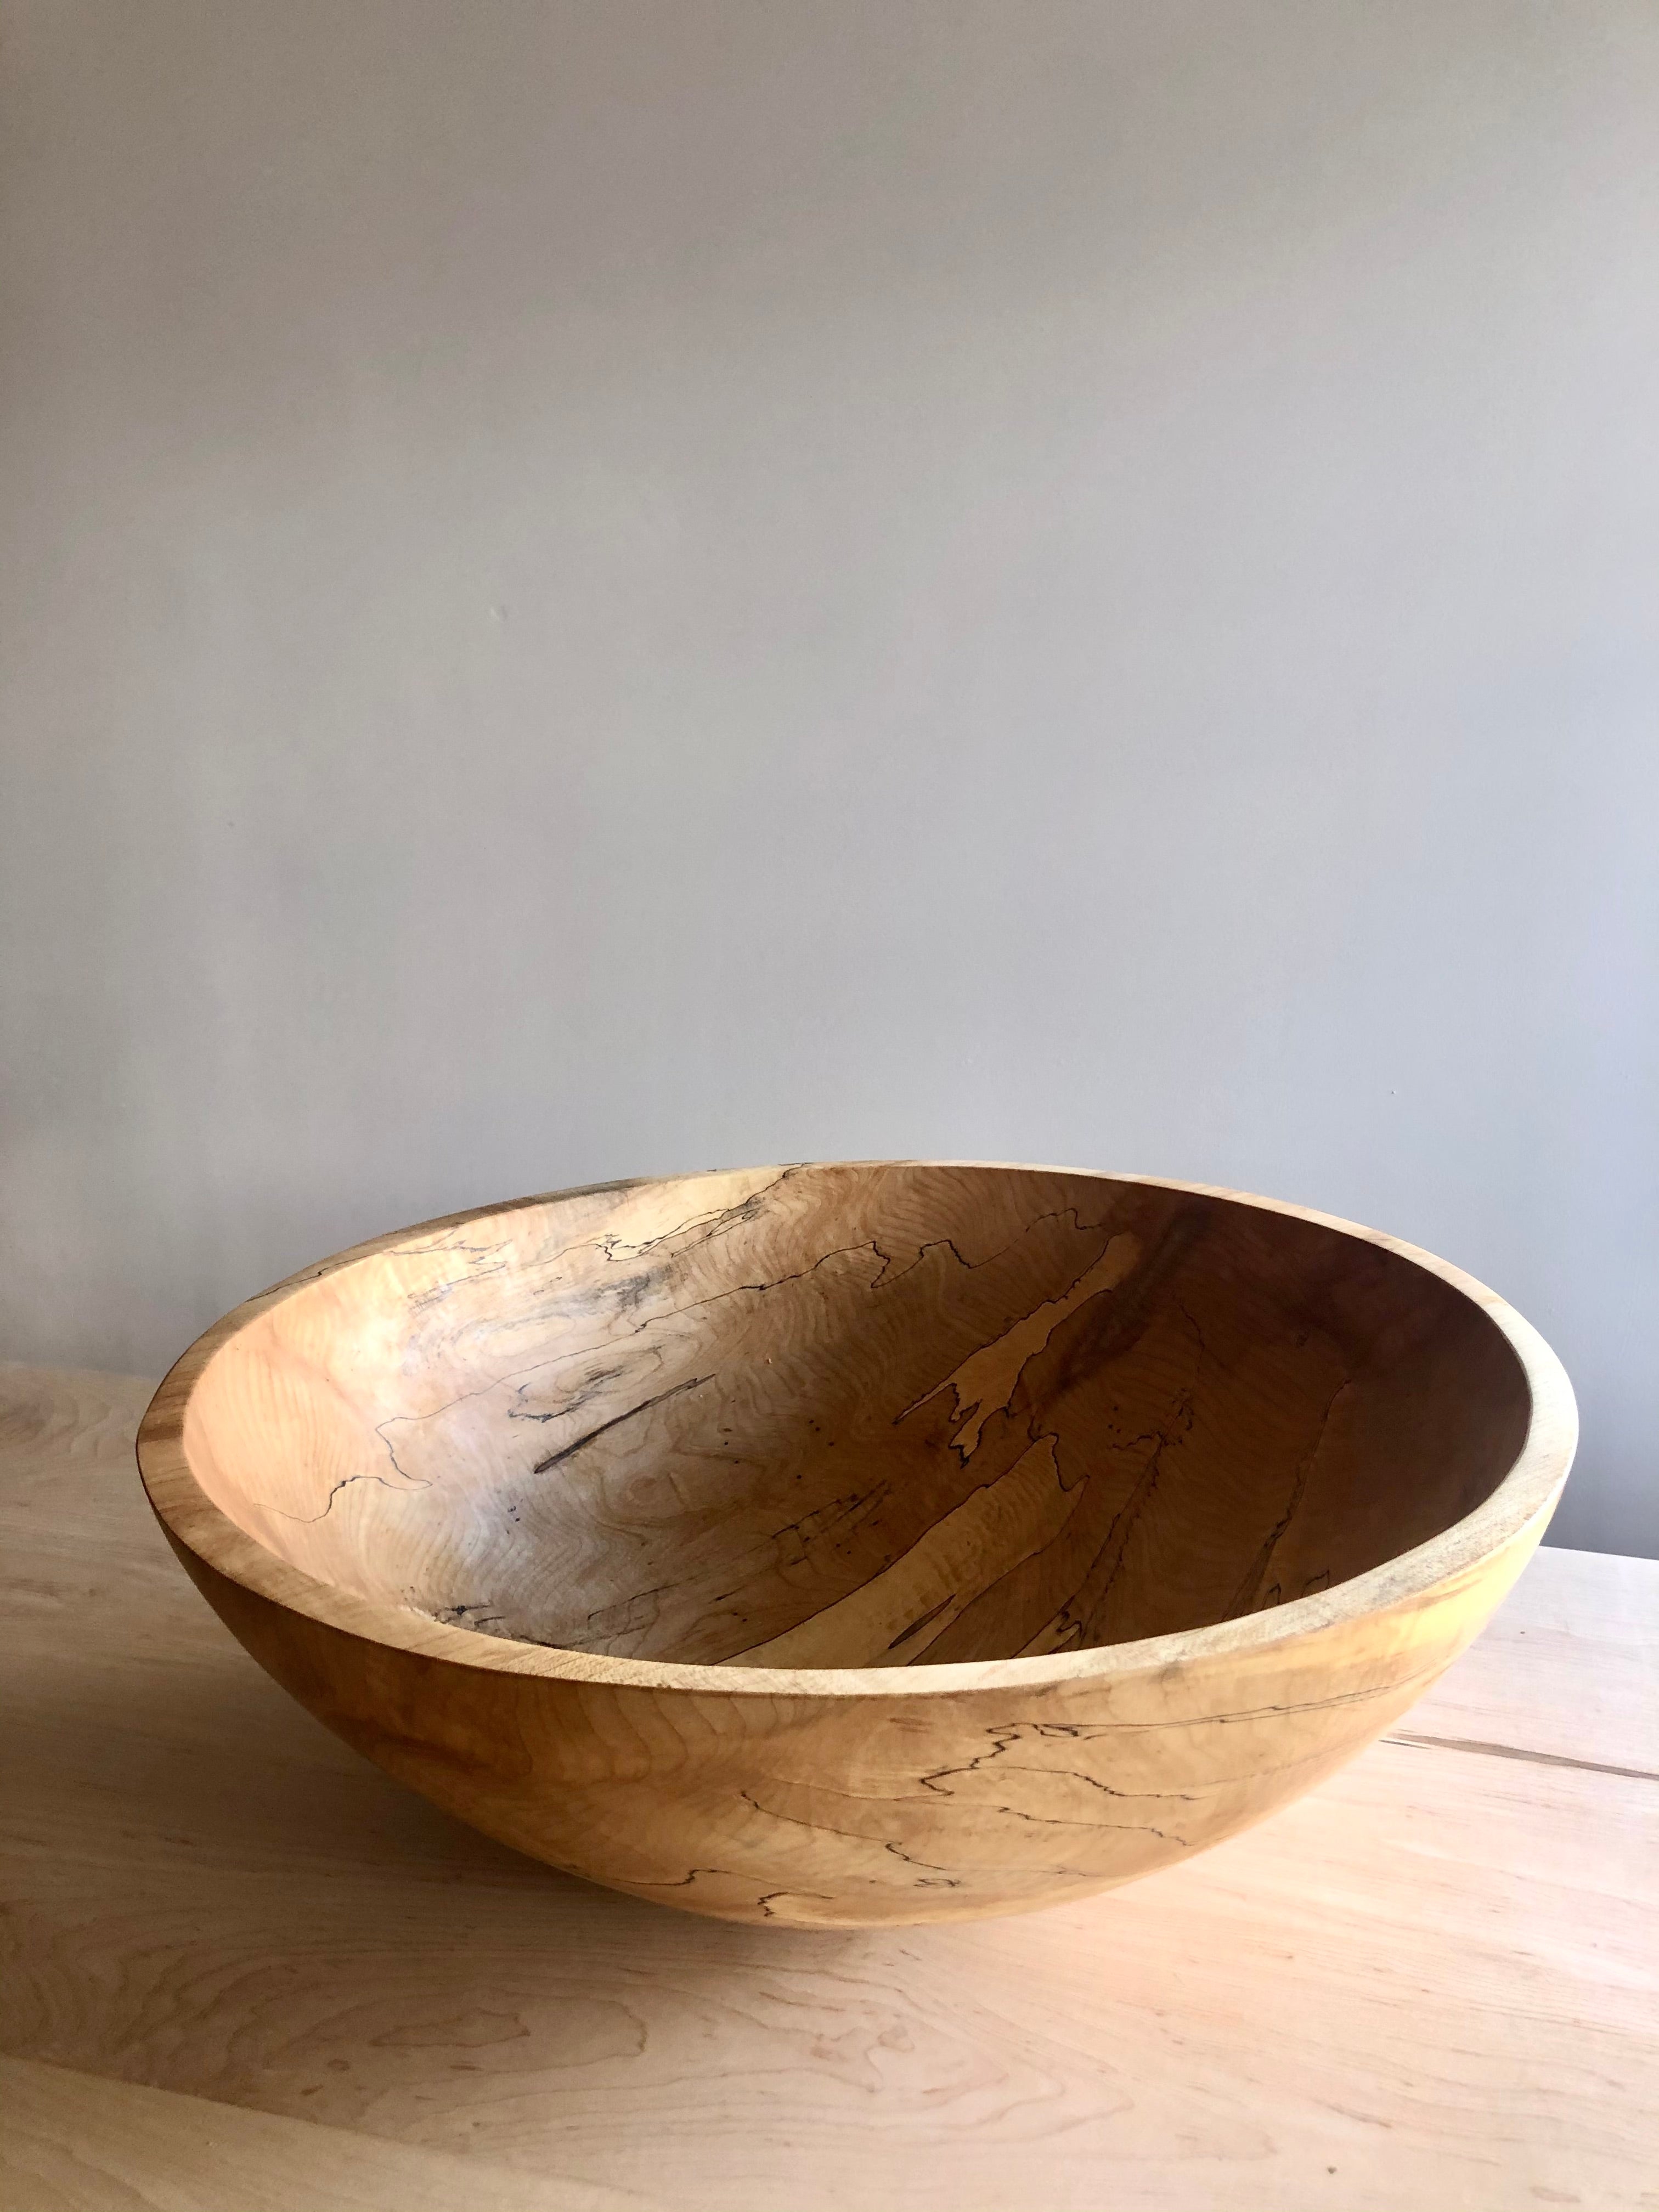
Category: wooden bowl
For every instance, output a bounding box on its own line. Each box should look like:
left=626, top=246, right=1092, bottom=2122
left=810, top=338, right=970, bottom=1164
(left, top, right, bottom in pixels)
left=138, top=1163, right=1575, bottom=1927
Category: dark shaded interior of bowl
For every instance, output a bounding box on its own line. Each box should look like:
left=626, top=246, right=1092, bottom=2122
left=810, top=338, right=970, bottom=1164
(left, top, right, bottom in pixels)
left=183, top=1163, right=1532, bottom=1669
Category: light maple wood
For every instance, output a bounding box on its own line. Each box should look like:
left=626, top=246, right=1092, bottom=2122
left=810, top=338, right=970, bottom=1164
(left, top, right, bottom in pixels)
left=4, top=1362, right=1655, bottom=2209
left=133, top=1164, right=1576, bottom=1926
left=0, top=2057, right=654, bottom=2212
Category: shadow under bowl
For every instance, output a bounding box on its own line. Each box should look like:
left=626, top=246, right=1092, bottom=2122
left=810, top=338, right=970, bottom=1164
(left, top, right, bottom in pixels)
left=138, top=1161, right=1575, bottom=1925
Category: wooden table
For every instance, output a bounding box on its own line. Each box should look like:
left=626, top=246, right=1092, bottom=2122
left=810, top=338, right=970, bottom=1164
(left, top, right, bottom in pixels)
left=3, top=1364, right=1655, bottom=2211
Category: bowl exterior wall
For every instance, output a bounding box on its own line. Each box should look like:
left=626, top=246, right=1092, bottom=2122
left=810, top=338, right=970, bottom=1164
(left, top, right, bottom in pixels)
left=158, top=1516, right=1548, bottom=1927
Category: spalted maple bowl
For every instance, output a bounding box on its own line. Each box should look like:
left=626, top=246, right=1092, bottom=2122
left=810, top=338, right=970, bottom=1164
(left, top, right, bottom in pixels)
left=138, top=1163, right=1574, bottom=1927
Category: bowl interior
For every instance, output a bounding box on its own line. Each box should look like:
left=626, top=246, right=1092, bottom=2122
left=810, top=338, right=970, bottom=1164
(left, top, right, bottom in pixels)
left=178, top=1164, right=1532, bottom=1668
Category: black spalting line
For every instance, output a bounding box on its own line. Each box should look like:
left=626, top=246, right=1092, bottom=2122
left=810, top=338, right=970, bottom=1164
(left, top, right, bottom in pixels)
left=1384, top=1733, right=1659, bottom=1784
left=594, top=1167, right=803, bottom=1265
left=531, top=1374, right=714, bottom=1475
left=867, top=1731, right=1204, bottom=1849
left=270, top=1467, right=433, bottom=1525
left=1226, top=1374, right=1355, bottom=1618
left=507, top=1364, right=627, bottom=1423
left=888, top=1593, right=958, bottom=1651
left=738, top=1787, right=964, bottom=1877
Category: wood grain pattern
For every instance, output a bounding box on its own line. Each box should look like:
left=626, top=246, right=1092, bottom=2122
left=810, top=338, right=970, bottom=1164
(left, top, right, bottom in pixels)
left=0, top=2057, right=656, bottom=2212
left=134, top=1164, right=1577, bottom=1925
left=3, top=1363, right=1655, bottom=2210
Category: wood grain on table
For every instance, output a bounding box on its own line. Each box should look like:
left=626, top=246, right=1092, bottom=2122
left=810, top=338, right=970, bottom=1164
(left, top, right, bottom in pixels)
left=2, top=1363, right=1655, bottom=2211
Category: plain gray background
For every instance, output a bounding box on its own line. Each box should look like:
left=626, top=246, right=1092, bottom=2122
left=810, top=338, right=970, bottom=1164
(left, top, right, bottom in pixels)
left=2, top=1, right=1655, bottom=1555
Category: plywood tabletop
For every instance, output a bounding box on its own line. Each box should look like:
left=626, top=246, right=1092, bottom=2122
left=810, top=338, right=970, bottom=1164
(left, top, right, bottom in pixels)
left=2, top=1361, right=1655, bottom=2211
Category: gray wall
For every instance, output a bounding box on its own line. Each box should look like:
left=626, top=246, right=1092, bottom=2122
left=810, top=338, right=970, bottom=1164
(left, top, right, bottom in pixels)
left=2, top=1, right=1655, bottom=1555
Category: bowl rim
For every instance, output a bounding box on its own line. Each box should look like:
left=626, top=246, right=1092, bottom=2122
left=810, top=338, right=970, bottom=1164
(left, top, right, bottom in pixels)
left=136, top=1162, right=1578, bottom=1700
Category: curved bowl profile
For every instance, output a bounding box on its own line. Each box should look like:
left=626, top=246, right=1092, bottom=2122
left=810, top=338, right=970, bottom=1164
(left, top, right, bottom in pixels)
left=138, top=1163, right=1575, bottom=1926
